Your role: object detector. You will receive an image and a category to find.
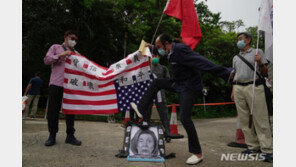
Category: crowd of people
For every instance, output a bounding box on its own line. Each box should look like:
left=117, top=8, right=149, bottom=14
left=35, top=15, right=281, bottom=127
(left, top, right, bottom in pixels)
left=23, top=30, right=273, bottom=164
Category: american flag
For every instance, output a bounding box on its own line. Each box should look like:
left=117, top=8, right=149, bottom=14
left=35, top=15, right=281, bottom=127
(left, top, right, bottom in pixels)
left=62, top=50, right=152, bottom=115
left=114, top=76, right=153, bottom=112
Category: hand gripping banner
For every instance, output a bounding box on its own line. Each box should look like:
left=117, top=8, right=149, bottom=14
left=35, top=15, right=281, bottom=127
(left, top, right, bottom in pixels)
left=62, top=49, right=152, bottom=115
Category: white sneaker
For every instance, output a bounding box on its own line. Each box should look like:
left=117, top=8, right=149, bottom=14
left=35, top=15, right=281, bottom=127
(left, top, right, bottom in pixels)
left=130, top=102, right=143, bottom=118
left=186, top=154, right=203, bottom=165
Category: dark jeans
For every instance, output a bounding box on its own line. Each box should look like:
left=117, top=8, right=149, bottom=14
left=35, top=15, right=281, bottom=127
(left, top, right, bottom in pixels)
left=130, top=109, right=140, bottom=122
left=47, top=85, right=75, bottom=135
left=138, top=78, right=202, bottom=154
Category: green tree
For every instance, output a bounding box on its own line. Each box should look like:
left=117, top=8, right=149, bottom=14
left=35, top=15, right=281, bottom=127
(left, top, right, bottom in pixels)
left=23, top=0, right=245, bottom=116
left=220, top=19, right=245, bottom=33
left=245, top=26, right=264, bottom=49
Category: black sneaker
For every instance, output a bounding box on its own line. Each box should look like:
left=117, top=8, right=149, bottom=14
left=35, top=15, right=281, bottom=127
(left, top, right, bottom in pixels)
left=167, top=134, right=184, bottom=139
left=30, top=115, right=35, bottom=119
left=262, top=153, right=273, bottom=162
left=227, top=142, right=248, bottom=148
left=65, top=135, right=82, bottom=146
left=241, top=149, right=261, bottom=154
left=45, top=133, right=56, bottom=146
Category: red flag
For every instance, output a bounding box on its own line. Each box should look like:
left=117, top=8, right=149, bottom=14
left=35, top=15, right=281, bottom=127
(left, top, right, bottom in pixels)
left=164, top=0, right=202, bottom=49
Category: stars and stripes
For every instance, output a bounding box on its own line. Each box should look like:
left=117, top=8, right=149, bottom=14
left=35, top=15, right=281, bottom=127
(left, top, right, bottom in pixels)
left=62, top=49, right=152, bottom=115
left=115, top=75, right=153, bottom=112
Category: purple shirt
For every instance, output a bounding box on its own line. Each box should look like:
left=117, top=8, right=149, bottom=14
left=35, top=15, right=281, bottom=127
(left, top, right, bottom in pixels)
left=44, top=43, right=71, bottom=87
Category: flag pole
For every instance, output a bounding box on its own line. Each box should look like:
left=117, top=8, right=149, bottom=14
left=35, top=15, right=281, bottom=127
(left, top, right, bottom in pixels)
left=249, top=30, right=260, bottom=128
left=151, top=12, right=165, bottom=44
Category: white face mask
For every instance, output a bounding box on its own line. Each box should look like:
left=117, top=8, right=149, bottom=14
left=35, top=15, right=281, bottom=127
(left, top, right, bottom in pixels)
left=68, top=39, right=76, bottom=48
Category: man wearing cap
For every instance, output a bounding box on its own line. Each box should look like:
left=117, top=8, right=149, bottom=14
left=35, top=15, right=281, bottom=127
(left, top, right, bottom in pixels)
left=231, top=32, right=273, bottom=162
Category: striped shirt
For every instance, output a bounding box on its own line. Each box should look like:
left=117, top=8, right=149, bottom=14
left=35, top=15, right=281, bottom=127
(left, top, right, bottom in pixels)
left=44, top=43, right=73, bottom=87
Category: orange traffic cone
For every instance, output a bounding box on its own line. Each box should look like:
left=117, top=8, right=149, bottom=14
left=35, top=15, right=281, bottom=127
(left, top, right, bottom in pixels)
left=170, top=104, right=179, bottom=135
left=227, top=117, right=247, bottom=148
left=235, top=117, right=246, bottom=144
left=236, top=129, right=245, bottom=144
left=123, top=110, right=130, bottom=127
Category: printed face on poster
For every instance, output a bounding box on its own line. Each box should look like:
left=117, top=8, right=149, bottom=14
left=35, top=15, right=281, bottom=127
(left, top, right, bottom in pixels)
left=128, top=125, right=160, bottom=159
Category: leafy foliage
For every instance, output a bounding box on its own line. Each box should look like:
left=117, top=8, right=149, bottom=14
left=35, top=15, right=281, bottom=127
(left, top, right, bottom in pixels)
left=23, top=0, right=260, bottom=117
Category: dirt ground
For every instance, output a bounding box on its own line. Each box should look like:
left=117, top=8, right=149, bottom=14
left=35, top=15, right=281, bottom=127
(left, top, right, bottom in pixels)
left=22, top=117, right=272, bottom=167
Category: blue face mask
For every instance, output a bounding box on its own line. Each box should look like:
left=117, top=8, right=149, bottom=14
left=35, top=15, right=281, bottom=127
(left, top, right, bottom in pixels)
left=158, top=48, right=167, bottom=57
left=237, top=40, right=246, bottom=50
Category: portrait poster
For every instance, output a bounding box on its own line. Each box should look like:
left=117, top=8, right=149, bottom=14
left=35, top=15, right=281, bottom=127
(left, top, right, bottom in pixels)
left=126, top=124, right=165, bottom=162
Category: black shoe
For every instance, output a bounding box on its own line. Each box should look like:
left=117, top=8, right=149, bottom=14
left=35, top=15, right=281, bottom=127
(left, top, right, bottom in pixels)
left=241, top=149, right=261, bottom=154
left=65, top=135, right=82, bottom=146
left=45, top=133, right=56, bottom=146
left=227, top=142, right=248, bottom=148
left=262, top=153, right=273, bottom=162
left=167, top=134, right=184, bottom=139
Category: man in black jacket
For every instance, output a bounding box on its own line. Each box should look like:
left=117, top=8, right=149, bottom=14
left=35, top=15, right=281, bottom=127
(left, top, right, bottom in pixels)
left=131, top=33, right=233, bottom=165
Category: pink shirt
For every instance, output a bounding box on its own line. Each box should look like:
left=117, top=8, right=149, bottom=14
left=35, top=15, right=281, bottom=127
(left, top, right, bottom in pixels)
left=44, top=43, right=71, bottom=87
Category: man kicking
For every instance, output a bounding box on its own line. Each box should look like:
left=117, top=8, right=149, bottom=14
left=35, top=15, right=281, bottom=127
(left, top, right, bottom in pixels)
left=131, top=33, right=233, bottom=165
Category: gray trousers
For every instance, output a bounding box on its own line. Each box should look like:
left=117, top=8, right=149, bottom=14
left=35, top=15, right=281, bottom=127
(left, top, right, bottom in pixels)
left=24, top=95, right=40, bottom=117
left=234, top=84, right=273, bottom=153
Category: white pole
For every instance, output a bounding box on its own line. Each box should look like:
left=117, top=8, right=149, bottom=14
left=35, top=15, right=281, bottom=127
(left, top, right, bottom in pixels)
left=151, top=12, right=165, bottom=44
left=249, top=30, right=260, bottom=128
left=123, top=32, right=127, bottom=58
left=203, top=95, right=206, bottom=112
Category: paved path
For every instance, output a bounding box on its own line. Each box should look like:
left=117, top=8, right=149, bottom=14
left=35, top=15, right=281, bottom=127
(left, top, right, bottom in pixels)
left=22, top=117, right=272, bottom=167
